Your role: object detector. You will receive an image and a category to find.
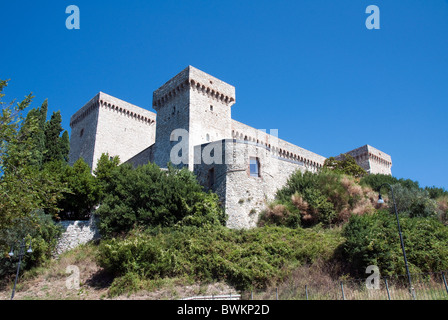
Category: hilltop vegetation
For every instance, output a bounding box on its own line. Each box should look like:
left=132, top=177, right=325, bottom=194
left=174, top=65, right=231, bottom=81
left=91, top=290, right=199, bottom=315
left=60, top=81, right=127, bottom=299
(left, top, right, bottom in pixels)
left=98, top=226, right=344, bottom=296
left=1, top=79, right=448, bottom=298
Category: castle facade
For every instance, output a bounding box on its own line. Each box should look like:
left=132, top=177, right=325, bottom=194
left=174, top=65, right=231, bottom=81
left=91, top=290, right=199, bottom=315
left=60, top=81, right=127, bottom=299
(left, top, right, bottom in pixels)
left=69, top=66, right=392, bottom=229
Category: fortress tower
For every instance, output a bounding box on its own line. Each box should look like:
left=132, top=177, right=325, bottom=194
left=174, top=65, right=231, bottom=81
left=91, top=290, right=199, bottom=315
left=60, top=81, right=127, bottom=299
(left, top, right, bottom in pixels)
left=68, top=66, right=392, bottom=229
left=152, top=66, right=236, bottom=170
left=337, top=145, right=392, bottom=175
left=69, top=92, right=156, bottom=170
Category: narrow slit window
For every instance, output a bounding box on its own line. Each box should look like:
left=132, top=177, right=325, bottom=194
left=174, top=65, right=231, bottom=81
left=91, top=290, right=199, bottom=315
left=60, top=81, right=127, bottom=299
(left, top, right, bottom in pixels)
left=208, top=167, right=215, bottom=188
left=250, top=157, right=260, bottom=177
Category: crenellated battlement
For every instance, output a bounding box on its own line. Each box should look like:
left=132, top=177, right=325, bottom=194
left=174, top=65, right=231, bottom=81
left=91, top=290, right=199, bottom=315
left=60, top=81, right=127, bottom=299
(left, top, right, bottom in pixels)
left=153, top=66, right=236, bottom=110
left=69, top=94, right=100, bottom=128
left=337, top=145, right=392, bottom=175
left=231, top=120, right=325, bottom=172
left=70, top=92, right=156, bottom=128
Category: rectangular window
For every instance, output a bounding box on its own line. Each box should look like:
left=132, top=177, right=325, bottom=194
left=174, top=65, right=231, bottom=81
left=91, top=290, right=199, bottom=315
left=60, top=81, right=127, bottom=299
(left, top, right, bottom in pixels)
left=250, top=157, right=260, bottom=177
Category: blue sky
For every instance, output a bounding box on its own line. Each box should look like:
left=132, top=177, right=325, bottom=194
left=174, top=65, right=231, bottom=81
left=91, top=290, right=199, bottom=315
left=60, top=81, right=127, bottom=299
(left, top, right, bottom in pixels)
left=1, top=1, right=447, bottom=189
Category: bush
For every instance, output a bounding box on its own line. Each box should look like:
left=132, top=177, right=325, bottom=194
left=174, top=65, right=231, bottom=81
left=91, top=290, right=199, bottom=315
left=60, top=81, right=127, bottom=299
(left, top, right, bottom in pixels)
left=94, top=153, right=121, bottom=202
left=42, top=158, right=100, bottom=220
left=0, top=210, right=62, bottom=278
left=436, top=196, right=448, bottom=225
left=342, top=210, right=448, bottom=276
left=96, top=163, right=226, bottom=237
left=323, top=154, right=367, bottom=178
left=360, top=174, right=420, bottom=193
left=57, top=158, right=100, bottom=220
left=361, top=175, right=442, bottom=220
left=425, top=186, right=448, bottom=199
left=261, top=170, right=377, bottom=227
left=381, top=183, right=439, bottom=219
left=97, top=225, right=344, bottom=293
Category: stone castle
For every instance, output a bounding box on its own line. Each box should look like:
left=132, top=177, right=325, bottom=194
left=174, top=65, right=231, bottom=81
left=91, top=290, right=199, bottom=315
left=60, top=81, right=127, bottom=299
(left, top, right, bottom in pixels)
left=68, top=66, right=392, bottom=229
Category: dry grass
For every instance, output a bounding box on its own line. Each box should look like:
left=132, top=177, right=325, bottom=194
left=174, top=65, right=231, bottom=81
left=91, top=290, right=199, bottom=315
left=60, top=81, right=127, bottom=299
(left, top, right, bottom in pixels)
left=244, top=260, right=344, bottom=300
left=243, top=261, right=448, bottom=300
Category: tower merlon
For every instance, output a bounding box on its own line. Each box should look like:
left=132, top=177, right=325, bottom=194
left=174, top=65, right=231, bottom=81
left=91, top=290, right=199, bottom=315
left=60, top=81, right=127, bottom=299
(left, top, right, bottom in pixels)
left=70, top=91, right=156, bottom=128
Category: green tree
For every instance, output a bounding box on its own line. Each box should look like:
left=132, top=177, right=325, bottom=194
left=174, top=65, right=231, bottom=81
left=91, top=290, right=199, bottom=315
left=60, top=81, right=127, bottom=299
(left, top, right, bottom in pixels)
left=43, top=110, right=64, bottom=163
left=34, top=99, right=48, bottom=168
left=60, top=130, right=70, bottom=163
left=323, top=154, right=367, bottom=178
left=94, top=153, right=121, bottom=201
left=0, top=209, right=62, bottom=278
left=0, top=79, right=65, bottom=263
left=96, top=163, right=226, bottom=237
left=424, top=186, right=448, bottom=199
left=385, top=183, right=438, bottom=219
left=360, top=174, right=420, bottom=192
left=57, top=158, right=100, bottom=220
left=17, top=100, right=48, bottom=169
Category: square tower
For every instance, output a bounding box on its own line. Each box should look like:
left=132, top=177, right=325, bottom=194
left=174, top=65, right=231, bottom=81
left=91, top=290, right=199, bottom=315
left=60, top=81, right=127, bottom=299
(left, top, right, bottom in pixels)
left=152, top=66, right=236, bottom=170
left=336, top=145, right=392, bottom=175
left=69, top=92, right=156, bottom=171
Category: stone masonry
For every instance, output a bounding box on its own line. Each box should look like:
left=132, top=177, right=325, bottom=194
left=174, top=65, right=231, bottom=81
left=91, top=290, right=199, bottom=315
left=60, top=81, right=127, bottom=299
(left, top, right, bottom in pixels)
left=69, top=66, right=393, bottom=229
left=55, top=215, right=100, bottom=256
left=69, top=92, right=156, bottom=170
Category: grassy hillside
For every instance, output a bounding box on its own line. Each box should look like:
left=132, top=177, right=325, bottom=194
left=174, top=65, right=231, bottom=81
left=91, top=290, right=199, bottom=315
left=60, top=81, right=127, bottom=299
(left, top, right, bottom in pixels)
left=2, top=161, right=447, bottom=300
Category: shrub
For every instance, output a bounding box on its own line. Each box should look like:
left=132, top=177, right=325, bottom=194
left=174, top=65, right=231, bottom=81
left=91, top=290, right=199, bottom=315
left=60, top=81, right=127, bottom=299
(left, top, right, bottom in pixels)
left=96, top=163, right=226, bottom=237
left=436, top=196, right=448, bottom=225
left=360, top=174, right=420, bottom=193
left=45, top=158, right=100, bottom=220
left=323, top=154, right=367, bottom=178
left=0, top=210, right=62, bottom=278
left=424, top=186, right=448, bottom=199
left=261, top=170, right=377, bottom=227
left=342, top=210, right=448, bottom=276
left=380, top=183, right=439, bottom=219
left=97, top=225, right=344, bottom=293
left=259, top=202, right=301, bottom=228
left=108, top=272, right=147, bottom=297
left=94, top=153, right=121, bottom=202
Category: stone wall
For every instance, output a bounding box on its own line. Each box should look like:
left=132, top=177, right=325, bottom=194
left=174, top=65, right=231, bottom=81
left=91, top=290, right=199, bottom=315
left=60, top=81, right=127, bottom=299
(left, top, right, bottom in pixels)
left=68, top=94, right=100, bottom=168
left=55, top=216, right=100, bottom=256
left=231, top=120, right=326, bottom=172
left=126, top=144, right=155, bottom=167
left=195, top=139, right=305, bottom=229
